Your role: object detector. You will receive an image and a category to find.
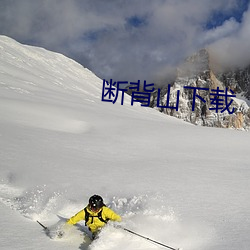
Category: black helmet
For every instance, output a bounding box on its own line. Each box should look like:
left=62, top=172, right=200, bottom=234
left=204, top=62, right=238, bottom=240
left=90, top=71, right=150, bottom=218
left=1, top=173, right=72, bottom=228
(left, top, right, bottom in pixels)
left=89, top=195, right=104, bottom=210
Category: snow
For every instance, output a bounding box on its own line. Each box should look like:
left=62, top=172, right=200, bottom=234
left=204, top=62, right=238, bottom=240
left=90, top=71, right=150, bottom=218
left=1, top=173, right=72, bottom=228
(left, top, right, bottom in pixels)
left=0, top=35, right=250, bottom=250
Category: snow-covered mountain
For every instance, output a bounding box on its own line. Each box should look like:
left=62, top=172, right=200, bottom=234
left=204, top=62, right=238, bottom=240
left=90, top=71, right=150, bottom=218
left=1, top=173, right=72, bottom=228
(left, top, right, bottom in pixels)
left=0, top=36, right=250, bottom=250
left=151, top=49, right=250, bottom=130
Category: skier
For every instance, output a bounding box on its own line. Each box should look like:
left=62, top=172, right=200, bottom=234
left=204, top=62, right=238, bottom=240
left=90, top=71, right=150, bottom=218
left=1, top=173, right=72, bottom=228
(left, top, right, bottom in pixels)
left=66, top=194, right=121, bottom=239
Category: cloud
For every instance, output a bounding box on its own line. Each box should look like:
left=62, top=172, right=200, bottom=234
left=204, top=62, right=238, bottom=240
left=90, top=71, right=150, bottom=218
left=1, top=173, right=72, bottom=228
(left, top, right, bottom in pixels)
left=209, top=4, right=250, bottom=69
left=0, top=0, right=249, bottom=82
left=200, top=18, right=240, bottom=45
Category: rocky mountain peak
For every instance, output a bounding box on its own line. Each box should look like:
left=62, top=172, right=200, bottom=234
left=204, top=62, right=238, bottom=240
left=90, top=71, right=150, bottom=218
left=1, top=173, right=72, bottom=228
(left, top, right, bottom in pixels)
left=152, top=49, right=250, bottom=130
left=177, top=48, right=210, bottom=78
left=176, top=48, right=224, bottom=90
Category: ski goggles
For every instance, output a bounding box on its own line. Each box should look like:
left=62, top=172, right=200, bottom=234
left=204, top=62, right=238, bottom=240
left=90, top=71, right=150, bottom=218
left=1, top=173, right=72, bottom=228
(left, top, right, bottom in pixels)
left=89, top=204, right=101, bottom=212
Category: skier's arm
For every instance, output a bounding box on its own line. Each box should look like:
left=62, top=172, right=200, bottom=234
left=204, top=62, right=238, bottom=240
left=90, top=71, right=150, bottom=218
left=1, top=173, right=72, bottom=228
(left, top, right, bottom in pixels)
left=104, top=207, right=122, bottom=222
left=67, top=209, right=85, bottom=225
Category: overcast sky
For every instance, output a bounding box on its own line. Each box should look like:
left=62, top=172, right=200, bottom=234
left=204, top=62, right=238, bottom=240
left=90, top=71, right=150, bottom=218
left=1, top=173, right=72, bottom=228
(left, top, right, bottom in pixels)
left=0, top=0, right=249, bottom=83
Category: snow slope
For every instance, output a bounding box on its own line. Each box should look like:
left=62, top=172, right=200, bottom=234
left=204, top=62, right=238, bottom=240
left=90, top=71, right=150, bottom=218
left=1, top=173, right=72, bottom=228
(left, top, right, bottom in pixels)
left=0, top=36, right=250, bottom=250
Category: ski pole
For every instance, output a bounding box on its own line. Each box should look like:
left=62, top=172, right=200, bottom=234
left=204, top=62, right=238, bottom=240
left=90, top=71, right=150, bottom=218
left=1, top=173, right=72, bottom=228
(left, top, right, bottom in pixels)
left=37, top=220, right=48, bottom=231
left=122, top=227, right=180, bottom=250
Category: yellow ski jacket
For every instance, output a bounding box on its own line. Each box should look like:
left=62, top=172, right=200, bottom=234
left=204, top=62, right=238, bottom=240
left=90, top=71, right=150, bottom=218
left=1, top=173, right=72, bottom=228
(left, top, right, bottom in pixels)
left=67, top=206, right=121, bottom=233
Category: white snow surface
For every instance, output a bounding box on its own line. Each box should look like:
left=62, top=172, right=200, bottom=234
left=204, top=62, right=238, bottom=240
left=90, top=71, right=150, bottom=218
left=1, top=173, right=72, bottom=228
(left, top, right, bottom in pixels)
left=0, top=36, right=250, bottom=250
